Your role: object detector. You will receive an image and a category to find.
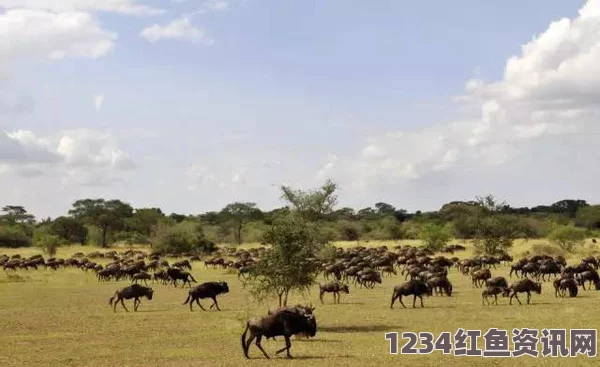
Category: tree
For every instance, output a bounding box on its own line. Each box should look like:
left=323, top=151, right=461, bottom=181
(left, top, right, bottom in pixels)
left=280, top=180, right=338, bottom=222
left=126, top=208, right=164, bottom=237
left=50, top=217, right=88, bottom=244
left=420, top=223, right=451, bottom=251
left=219, top=202, right=261, bottom=245
left=472, top=195, right=518, bottom=254
left=575, top=205, right=600, bottom=229
left=151, top=221, right=216, bottom=254
left=375, top=202, right=396, bottom=215
left=69, top=199, right=133, bottom=247
left=548, top=225, right=586, bottom=252
left=550, top=199, right=589, bottom=218
left=33, top=232, right=64, bottom=257
left=0, top=206, right=35, bottom=225
left=245, top=217, right=324, bottom=307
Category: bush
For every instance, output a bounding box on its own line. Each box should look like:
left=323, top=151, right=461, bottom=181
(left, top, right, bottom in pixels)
left=340, top=225, right=360, bottom=241
left=151, top=221, right=217, bottom=254
left=0, top=225, right=31, bottom=248
left=420, top=223, right=452, bottom=251
left=33, top=233, right=64, bottom=257
left=548, top=225, right=586, bottom=252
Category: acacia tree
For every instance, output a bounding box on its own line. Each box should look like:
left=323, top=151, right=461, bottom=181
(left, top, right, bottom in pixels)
left=280, top=179, right=338, bottom=222
left=69, top=199, right=133, bottom=247
left=219, top=202, right=261, bottom=245
left=0, top=206, right=35, bottom=225
left=245, top=217, right=323, bottom=307
left=472, top=195, right=519, bottom=254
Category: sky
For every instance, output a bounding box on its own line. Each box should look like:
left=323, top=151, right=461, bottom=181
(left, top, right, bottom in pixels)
left=1, top=0, right=600, bottom=219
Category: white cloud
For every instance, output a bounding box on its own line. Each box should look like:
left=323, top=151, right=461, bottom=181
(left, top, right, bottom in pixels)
left=0, top=0, right=164, bottom=15
left=1, top=129, right=134, bottom=184
left=328, top=0, right=600, bottom=188
left=0, top=9, right=116, bottom=62
left=93, top=94, right=105, bottom=111
left=141, top=17, right=214, bottom=45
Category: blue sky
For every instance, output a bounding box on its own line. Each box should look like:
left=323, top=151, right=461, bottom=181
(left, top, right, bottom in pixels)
left=1, top=0, right=599, bottom=218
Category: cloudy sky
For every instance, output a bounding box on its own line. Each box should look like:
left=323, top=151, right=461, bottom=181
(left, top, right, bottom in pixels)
left=1, top=0, right=600, bottom=219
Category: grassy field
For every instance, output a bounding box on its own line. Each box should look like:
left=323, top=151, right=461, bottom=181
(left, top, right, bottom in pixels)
left=1, top=240, right=600, bottom=367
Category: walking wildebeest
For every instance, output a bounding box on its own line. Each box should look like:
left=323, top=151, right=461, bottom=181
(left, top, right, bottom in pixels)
left=576, top=270, right=600, bottom=290
left=471, top=268, right=491, bottom=288
left=173, top=260, right=192, bottom=270
left=427, top=276, right=452, bottom=296
left=482, top=286, right=510, bottom=305
left=182, top=281, right=229, bottom=311
left=318, top=282, right=350, bottom=304
left=485, top=276, right=508, bottom=289
left=390, top=280, right=431, bottom=309
left=508, top=279, right=542, bottom=305
left=131, top=271, right=151, bottom=285
left=167, top=267, right=197, bottom=287
left=240, top=307, right=317, bottom=359
left=554, top=278, right=578, bottom=297
left=108, top=284, right=154, bottom=313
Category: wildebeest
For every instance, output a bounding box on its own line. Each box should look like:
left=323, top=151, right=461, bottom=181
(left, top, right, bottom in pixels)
left=554, top=277, right=578, bottom=297
left=482, top=286, right=509, bottom=305
left=508, top=279, right=542, bottom=305
left=576, top=270, right=600, bottom=290
left=318, top=282, right=349, bottom=304
left=390, top=280, right=431, bottom=309
left=485, top=276, right=508, bottom=289
left=131, top=271, right=151, bottom=285
left=471, top=268, right=491, bottom=288
left=427, top=276, right=452, bottom=296
left=240, top=307, right=317, bottom=359
left=108, top=284, right=154, bottom=313
left=166, top=267, right=197, bottom=287
left=182, top=281, right=229, bottom=311
left=173, top=260, right=192, bottom=270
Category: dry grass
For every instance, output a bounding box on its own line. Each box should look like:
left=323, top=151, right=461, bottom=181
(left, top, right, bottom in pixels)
left=1, top=240, right=599, bottom=367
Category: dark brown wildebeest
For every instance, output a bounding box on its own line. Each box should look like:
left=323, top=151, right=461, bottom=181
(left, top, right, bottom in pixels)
left=240, top=307, right=317, bottom=359
left=537, top=262, right=561, bottom=281
left=508, top=279, right=542, bottom=305
left=108, top=284, right=154, bottom=313
left=173, top=260, right=192, bottom=270
left=554, top=278, right=578, bottom=297
left=182, top=281, right=229, bottom=311
left=521, top=262, right=540, bottom=278
left=481, top=286, right=509, bottom=305
left=153, top=270, right=170, bottom=285
left=471, top=268, right=491, bottom=288
left=576, top=270, right=600, bottom=290
left=358, top=272, right=382, bottom=288
left=380, top=265, right=397, bottom=277
left=390, top=280, right=431, bottom=309
left=427, top=276, right=452, bottom=296
left=486, top=276, right=508, bottom=289
left=318, top=282, right=350, bottom=304
left=131, top=271, right=151, bottom=285
left=166, top=267, right=197, bottom=287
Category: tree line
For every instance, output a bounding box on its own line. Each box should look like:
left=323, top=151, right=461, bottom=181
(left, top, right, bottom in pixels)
left=1, top=180, right=599, bottom=256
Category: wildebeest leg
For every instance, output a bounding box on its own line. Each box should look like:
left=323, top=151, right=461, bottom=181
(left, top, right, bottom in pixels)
left=513, top=293, right=522, bottom=305
left=275, top=335, right=293, bottom=359
left=319, top=290, right=324, bottom=304
left=526, top=291, right=531, bottom=304
left=398, top=295, right=407, bottom=308
left=195, top=298, right=206, bottom=311
left=211, top=296, right=221, bottom=311
left=255, top=335, right=270, bottom=359
left=113, top=297, right=119, bottom=312
left=419, top=295, right=424, bottom=307
left=134, top=297, right=140, bottom=311
left=412, top=295, right=417, bottom=308
left=482, top=294, right=486, bottom=305
left=493, top=294, right=498, bottom=305
left=120, top=298, right=129, bottom=312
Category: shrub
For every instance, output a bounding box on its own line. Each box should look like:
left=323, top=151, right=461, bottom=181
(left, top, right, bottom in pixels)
left=420, top=223, right=452, bottom=251
left=151, top=221, right=217, bottom=255
left=0, top=225, right=31, bottom=248
left=33, top=233, right=64, bottom=257
left=548, top=225, right=586, bottom=252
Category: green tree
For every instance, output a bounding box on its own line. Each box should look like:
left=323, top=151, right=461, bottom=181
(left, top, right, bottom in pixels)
left=374, top=202, right=396, bottom=215
left=280, top=179, right=338, bottom=222
left=50, top=217, right=88, bottom=244
left=472, top=195, right=519, bottom=254
left=0, top=206, right=35, bottom=225
left=245, top=217, right=324, bottom=307
left=33, top=232, right=64, bottom=257
left=420, top=223, right=452, bottom=251
left=548, top=225, right=586, bottom=252
left=576, top=205, right=600, bottom=229
left=151, top=221, right=216, bottom=254
left=69, top=199, right=133, bottom=247
left=550, top=199, right=589, bottom=218
left=126, top=208, right=165, bottom=237
left=219, top=202, right=262, bottom=244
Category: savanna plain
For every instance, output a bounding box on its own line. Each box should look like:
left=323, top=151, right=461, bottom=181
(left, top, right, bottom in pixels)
left=1, top=240, right=599, bottom=367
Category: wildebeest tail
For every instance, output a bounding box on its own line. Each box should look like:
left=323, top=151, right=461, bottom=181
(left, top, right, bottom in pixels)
left=241, top=321, right=250, bottom=358
left=183, top=293, right=191, bottom=305
left=108, top=293, right=117, bottom=306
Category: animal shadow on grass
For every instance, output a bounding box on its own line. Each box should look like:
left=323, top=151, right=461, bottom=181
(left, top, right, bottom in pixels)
left=320, top=324, right=402, bottom=333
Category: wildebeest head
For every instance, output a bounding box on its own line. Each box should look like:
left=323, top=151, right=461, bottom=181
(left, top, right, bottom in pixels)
left=219, top=281, right=230, bottom=294
left=533, top=282, right=542, bottom=294
left=502, top=287, right=511, bottom=297
left=146, top=288, right=154, bottom=300
left=341, top=284, right=350, bottom=294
